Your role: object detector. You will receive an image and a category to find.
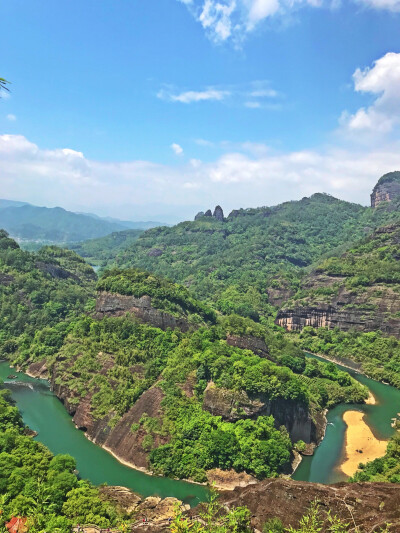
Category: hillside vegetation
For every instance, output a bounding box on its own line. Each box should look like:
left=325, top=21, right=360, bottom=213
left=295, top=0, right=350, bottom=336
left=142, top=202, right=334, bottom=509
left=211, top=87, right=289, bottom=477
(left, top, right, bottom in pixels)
left=0, top=230, right=96, bottom=357
left=68, top=229, right=144, bottom=266
left=85, top=193, right=400, bottom=322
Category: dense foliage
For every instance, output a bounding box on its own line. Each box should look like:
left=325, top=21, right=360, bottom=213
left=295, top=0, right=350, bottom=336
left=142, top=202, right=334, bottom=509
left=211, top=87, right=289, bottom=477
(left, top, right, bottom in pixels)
left=0, top=231, right=96, bottom=356
left=68, top=229, right=144, bottom=267
left=22, top=311, right=366, bottom=482
left=317, top=222, right=400, bottom=286
left=296, top=327, right=400, bottom=388
left=0, top=387, right=119, bottom=532
left=97, top=268, right=217, bottom=323
left=80, top=193, right=400, bottom=321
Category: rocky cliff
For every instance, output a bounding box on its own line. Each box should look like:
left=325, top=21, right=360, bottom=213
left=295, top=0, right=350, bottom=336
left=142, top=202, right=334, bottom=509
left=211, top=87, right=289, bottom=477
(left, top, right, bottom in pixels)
left=202, top=383, right=325, bottom=445
left=96, top=291, right=191, bottom=332
left=125, top=479, right=400, bottom=532
left=50, top=355, right=168, bottom=471
left=371, top=171, right=400, bottom=207
left=276, top=273, right=400, bottom=336
left=276, top=223, right=400, bottom=337
left=220, top=478, right=400, bottom=532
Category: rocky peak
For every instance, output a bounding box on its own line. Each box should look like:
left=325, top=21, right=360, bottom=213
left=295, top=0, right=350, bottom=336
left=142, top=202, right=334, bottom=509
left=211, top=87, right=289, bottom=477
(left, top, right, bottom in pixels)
left=213, top=205, right=224, bottom=221
left=371, top=171, right=400, bottom=208
left=194, top=206, right=224, bottom=221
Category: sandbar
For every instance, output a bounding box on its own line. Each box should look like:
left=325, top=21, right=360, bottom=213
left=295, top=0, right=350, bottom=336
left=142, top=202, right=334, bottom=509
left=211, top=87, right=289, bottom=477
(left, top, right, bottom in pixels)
left=340, top=411, right=388, bottom=477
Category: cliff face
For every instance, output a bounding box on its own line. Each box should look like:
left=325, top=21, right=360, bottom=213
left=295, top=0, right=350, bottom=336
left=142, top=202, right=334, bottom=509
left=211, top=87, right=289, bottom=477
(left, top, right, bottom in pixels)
left=96, top=291, right=191, bottom=332
left=371, top=171, right=400, bottom=207
left=276, top=274, right=400, bottom=336
left=202, top=383, right=325, bottom=445
left=50, top=358, right=168, bottom=471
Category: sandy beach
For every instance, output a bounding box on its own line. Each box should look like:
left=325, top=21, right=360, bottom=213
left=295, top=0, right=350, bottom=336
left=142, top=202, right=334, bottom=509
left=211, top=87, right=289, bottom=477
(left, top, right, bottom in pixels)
left=340, top=411, right=388, bottom=477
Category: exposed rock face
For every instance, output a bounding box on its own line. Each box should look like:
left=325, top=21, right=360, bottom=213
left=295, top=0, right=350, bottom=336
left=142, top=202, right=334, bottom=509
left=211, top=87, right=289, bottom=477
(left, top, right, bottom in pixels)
left=267, top=279, right=296, bottom=307
left=147, top=248, right=163, bottom=257
left=99, top=486, right=189, bottom=522
left=96, top=291, right=190, bottom=332
left=195, top=207, right=224, bottom=220
left=276, top=273, right=400, bottom=337
left=26, top=360, right=48, bottom=379
left=206, top=468, right=257, bottom=490
left=213, top=205, right=224, bottom=221
left=226, top=334, right=270, bottom=358
left=220, top=479, right=400, bottom=532
left=52, top=355, right=168, bottom=471
left=35, top=261, right=79, bottom=281
left=371, top=171, right=400, bottom=207
left=0, top=272, right=14, bottom=286
left=202, top=383, right=325, bottom=444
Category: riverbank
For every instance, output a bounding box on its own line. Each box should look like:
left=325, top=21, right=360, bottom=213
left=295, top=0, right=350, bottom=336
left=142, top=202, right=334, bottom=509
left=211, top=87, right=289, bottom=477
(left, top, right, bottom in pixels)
left=305, top=351, right=365, bottom=375
left=340, top=411, right=388, bottom=477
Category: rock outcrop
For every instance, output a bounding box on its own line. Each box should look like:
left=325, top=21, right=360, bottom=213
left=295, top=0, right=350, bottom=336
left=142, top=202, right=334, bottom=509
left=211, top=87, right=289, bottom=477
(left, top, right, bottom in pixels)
left=276, top=274, right=400, bottom=337
left=52, top=354, right=168, bottom=471
left=194, top=206, right=224, bottom=221
left=220, top=478, right=400, bottom=532
left=213, top=205, right=224, bottom=221
left=371, top=171, right=400, bottom=207
left=96, top=292, right=191, bottom=332
left=226, top=334, right=270, bottom=358
left=202, top=383, right=325, bottom=444
left=99, top=486, right=189, bottom=522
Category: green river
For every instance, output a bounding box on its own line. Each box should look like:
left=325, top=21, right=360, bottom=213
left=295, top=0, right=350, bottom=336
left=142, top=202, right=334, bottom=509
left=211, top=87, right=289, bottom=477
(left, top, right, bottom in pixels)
left=0, top=362, right=208, bottom=507
left=1, top=354, right=400, bottom=501
left=293, top=353, right=400, bottom=483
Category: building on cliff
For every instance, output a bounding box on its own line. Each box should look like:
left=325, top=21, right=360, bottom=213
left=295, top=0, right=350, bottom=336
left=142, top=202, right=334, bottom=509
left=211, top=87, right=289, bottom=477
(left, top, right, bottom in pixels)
left=371, top=171, right=400, bottom=208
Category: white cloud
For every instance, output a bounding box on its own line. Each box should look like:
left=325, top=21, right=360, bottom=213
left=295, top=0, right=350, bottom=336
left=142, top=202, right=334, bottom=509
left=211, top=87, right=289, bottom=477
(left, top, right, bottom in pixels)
left=1, top=133, right=400, bottom=222
left=341, top=52, right=400, bottom=135
left=158, top=88, right=230, bottom=103
left=6, top=114, right=16, bottom=122
left=158, top=80, right=280, bottom=109
left=178, top=0, right=400, bottom=43
left=171, top=143, right=184, bottom=155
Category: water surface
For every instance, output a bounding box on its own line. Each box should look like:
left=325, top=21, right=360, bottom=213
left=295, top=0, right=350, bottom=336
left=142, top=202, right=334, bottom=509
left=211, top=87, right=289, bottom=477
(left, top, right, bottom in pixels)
left=0, top=362, right=208, bottom=506
left=293, top=353, right=400, bottom=483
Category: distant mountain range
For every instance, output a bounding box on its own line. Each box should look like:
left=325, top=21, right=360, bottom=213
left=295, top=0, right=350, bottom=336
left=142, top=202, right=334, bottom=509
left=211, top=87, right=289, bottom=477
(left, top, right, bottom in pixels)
left=0, top=199, right=165, bottom=244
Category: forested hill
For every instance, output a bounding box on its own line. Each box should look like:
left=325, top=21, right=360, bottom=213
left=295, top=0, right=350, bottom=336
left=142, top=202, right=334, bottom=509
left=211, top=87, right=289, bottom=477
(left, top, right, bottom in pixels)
left=91, top=192, right=400, bottom=321
left=0, top=230, right=96, bottom=358
left=0, top=203, right=161, bottom=245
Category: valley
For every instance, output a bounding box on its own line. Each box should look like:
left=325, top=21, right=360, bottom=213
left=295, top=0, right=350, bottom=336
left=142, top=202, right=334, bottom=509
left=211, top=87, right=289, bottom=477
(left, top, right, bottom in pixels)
left=2, top=172, right=400, bottom=531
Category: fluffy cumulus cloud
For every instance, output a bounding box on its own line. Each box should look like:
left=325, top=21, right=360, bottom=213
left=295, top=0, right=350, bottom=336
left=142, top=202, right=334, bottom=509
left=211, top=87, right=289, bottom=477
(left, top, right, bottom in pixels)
left=341, top=53, right=400, bottom=135
left=178, top=0, right=400, bottom=42
left=6, top=114, right=16, bottom=122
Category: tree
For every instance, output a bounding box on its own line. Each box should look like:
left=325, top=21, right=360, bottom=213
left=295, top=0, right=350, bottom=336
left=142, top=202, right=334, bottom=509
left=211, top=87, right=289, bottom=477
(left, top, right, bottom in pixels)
left=0, top=78, right=10, bottom=95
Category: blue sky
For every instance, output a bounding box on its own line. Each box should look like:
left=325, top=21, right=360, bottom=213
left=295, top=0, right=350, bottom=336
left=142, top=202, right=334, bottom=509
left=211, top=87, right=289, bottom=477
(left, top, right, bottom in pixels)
left=1, top=0, right=400, bottom=222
